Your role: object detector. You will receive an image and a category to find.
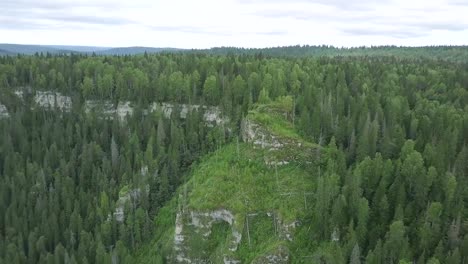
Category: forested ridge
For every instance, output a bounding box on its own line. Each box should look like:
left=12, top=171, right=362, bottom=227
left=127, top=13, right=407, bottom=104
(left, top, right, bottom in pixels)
left=199, top=45, right=468, bottom=62
left=0, top=49, right=467, bottom=263
left=2, top=44, right=468, bottom=63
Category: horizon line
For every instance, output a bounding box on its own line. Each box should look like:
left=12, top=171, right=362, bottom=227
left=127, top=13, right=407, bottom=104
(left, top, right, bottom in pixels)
left=2, top=43, right=468, bottom=50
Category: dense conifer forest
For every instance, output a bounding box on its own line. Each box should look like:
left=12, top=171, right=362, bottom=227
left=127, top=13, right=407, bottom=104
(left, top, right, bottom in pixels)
left=0, top=49, right=467, bottom=263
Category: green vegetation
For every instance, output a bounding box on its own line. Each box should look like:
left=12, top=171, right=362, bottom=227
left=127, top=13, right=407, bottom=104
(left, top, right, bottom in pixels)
left=248, top=110, right=300, bottom=141
left=119, top=185, right=130, bottom=197
left=187, top=143, right=316, bottom=220
left=1, top=47, right=467, bottom=263
left=3, top=44, right=468, bottom=62
left=202, top=45, right=468, bottom=62
left=137, top=118, right=320, bottom=262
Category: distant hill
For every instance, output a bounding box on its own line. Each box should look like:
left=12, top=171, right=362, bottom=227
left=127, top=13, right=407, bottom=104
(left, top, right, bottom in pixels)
left=194, top=45, right=468, bottom=62
left=0, top=44, right=76, bottom=55
left=0, top=44, right=182, bottom=56
left=48, top=45, right=111, bottom=53
left=0, top=49, right=13, bottom=55
left=2, top=43, right=468, bottom=62
left=94, top=46, right=181, bottom=55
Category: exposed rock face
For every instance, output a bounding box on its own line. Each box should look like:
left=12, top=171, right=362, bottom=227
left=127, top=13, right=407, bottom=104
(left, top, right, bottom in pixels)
left=241, top=116, right=319, bottom=169
left=84, top=100, right=228, bottom=125
left=84, top=100, right=113, bottom=114
left=34, top=91, right=72, bottom=111
left=223, top=256, right=241, bottom=264
left=331, top=227, right=340, bottom=242
left=12, top=89, right=228, bottom=125
left=0, top=104, right=9, bottom=118
left=241, top=119, right=284, bottom=151
left=174, top=213, right=192, bottom=263
left=112, top=187, right=145, bottom=222
left=172, top=209, right=298, bottom=263
left=149, top=102, right=198, bottom=119
left=13, top=86, right=32, bottom=99
left=14, top=90, right=24, bottom=99
left=116, top=101, right=134, bottom=120
left=173, top=209, right=242, bottom=263
left=190, top=210, right=242, bottom=251
left=203, top=107, right=226, bottom=127
left=85, top=100, right=135, bottom=120
left=278, top=220, right=300, bottom=242
left=150, top=102, right=228, bottom=125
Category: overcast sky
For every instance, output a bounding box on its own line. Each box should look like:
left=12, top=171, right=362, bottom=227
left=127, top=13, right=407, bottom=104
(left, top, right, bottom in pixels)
left=1, top=0, right=468, bottom=48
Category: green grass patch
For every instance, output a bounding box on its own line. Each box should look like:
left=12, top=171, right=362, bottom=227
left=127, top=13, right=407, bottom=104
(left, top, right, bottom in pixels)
left=237, top=213, right=279, bottom=262
left=248, top=108, right=301, bottom=141
left=136, top=102, right=323, bottom=262
left=187, top=143, right=316, bottom=221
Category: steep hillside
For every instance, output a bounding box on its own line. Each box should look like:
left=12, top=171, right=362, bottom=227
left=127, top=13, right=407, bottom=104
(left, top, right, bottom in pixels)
left=137, top=103, right=328, bottom=263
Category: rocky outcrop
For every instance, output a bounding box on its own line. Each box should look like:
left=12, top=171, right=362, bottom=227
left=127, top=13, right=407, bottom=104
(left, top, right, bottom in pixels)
left=173, top=209, right=242, bottom=263
left=14, top=90, right=24, bottom=99
left=112, top=187, right=146, bottom=222
left=84, top=99, right=113, bottom=114
left=150, top=102, right=227, bottom=126
left=241, top=117, right=316, bottom=168
left=34, top=91, right=72, bottom=111
left=278, top=220, right=300, bottom=242
left=0, top=104, right=8, bottom=118
left=241, top=119, right=285, bottom=151
left=167, top=114, right=311, bottom=263
left=85, top=100, right=134, bottom=121
left=172, top=209, right=299, bottom=263
left=12, top=89, right=228, bottom=125
left=223, top=256, right=241, bottom=264
left=85, top=100, right=227, bottom=125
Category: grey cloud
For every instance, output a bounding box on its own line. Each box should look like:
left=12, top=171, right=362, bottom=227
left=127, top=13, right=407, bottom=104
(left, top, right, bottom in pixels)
left=250, top=9, right=327, bottom=20
left=0, top=14, right=133, bottom=30
left=255, top=30, right=287, bottom=35
left=0, top=0, right=135, bottom=30
left=2, top=0, right=71, bottom=10
left=339, top=21, right=468, bottom=39
left=0, top=17, right=91, bottom=30
left=409, top=22, right=467, bottom=31
left=368, top=18, right=468, bottom=33
left=148, top=25, right=287, bottom=36
left=245, top=0, right=468, bottom=31
left=448, top=0, right=468, bottom=6
left=43, top=14, right=134, bottom=25
left=239, top=0, right=391, bottom=11
left=249, top=8, right=378, bottom=22
left=300, top=0, right=390, bottom=11
left=148, top=25, right=229, bottom=35
left=341, top=27, right=428, bottom=39
left=1, top=0, right=118, bottom=11
left=251, top=6, right=467, bottom=37
left=0, top=18, right=49, bottom=30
